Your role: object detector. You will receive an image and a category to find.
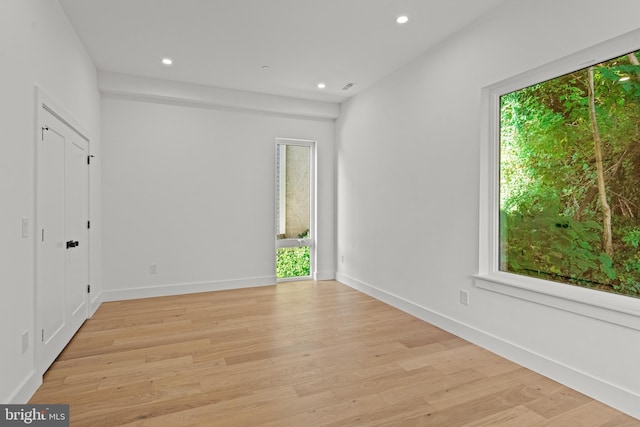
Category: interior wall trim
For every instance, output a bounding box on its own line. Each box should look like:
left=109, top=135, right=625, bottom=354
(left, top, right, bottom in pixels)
left=102, top=276, right=277, bottom=302
left=314, top=270, right=337, bottom=281
left=8, top=370, right=40, bottom=404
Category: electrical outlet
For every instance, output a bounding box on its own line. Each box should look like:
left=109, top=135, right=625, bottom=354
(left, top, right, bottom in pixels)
left=460, top=290, right=470, bottom=306
left=22, top=331, right=29, bottom=353
left=150, top=264, right=158, bottom=275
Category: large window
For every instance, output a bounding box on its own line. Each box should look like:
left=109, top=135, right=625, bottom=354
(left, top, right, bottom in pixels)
left=477, top=30, right=640, bottom=328
left=500, top=49, right=640, bottom=298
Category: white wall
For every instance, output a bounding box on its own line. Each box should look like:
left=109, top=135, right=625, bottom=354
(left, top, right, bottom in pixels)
left=336, top=0, right=640, bottom=418
left=100, top=76, right=336, bottom=300
left=0, top=0, right=101, bottom=403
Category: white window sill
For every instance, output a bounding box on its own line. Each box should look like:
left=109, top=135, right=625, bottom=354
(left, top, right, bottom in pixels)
left=474, top=272, right=640, bottom=331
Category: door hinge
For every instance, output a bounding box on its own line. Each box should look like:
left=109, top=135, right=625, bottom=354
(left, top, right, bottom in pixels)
left=87, top=154, right=95, bottom=165
left=41, top=126, right=49, bottom=141
left=87, top=284, right=91, bottom=294
left=41, top=329, right=44, bottom=342
left=87, top=220, right=91, bottom=229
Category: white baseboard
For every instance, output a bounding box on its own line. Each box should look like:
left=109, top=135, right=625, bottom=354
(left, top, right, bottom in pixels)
left=336, top=272, right=640, bottom=420
left=8, top=370, right=41, bottom=404
left=314, top=270, right=336, bottom=281
left=102, top=276, right=277, bottom=302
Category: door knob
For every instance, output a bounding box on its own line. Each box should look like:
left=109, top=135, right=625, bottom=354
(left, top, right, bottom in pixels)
left=66, top=240, right=79, bottom=249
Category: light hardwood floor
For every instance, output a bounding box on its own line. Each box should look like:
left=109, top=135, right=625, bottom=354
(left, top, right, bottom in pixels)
left=30, top=280, right=638, bottom=426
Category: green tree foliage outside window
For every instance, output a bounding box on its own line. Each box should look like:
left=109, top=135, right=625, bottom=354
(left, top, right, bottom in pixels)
left=276, top=229, right=311, bottom=279
left=500, top=50, right=640, bottom=297
left=276, top=247, right=310, bottom=278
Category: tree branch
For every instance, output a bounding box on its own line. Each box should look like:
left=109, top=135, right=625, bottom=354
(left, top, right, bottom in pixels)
left=588, top=66, right=614, bottom=257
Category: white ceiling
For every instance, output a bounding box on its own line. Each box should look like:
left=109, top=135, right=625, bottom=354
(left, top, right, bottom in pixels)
left=59, top=0, right=507, bottom=103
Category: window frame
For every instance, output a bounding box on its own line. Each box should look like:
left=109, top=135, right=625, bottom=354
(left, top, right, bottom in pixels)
left=476, top=29, right=640, bottom=331
left=274, top=138, right=316, bottom=282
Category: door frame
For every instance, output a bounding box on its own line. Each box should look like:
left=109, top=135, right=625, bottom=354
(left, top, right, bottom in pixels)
left=34, top=87, right=91, bottom=374
left=275, top=138, right=316, bottom=281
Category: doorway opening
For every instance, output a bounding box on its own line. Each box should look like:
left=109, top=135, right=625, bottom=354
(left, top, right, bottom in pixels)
left=275, top=139, right=315, bottom=281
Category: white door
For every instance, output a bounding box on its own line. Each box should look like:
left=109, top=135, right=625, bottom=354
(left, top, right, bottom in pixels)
left=37, top=105, right=89, bottom=373
left=65, top=135, right=89, bottom=330
left=275, top=139, right=315, bottom=280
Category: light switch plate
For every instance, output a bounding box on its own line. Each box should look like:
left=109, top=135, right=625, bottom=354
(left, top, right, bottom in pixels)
left=22, top=331, right=29, bottom=353
left=21, top=217, right=28, bottom=238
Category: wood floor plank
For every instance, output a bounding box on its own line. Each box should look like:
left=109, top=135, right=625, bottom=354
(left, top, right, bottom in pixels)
left=524, top=387, right=595, bottom=419
left=320, top=397, right=437, bottom=427
left=461, top=405, right=547, bottom=426
left=261, top=393, right=393, bottom=427
left=377, top=367, right=486, bottom=406
left=29, top=280, right=638, bottom=426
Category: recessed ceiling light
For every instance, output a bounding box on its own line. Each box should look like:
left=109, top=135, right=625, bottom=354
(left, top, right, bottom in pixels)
left=161, top=58, right=173, bottom=66
left=396, top=15, right=409, bottom=24
left=317, top=83, right=326, bottom=89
